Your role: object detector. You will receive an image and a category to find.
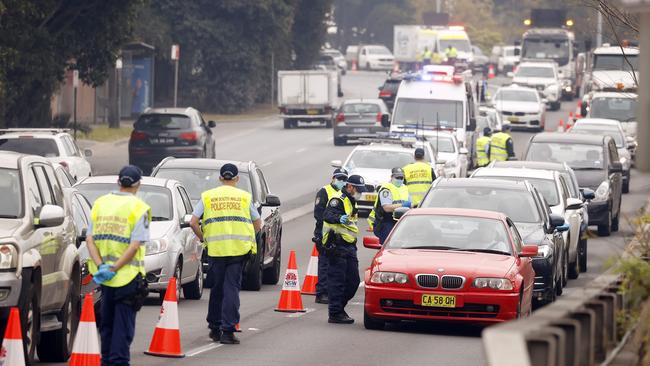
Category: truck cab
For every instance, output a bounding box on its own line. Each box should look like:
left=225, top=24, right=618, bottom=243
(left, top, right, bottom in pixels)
left=389, top=65, right=478, bottom=167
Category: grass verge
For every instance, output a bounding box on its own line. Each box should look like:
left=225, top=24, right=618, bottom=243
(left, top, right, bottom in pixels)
left=82, top=125, right=133, bottom=142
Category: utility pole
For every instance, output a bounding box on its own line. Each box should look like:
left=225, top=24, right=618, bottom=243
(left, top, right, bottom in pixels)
left=596, top=9, right=603, bottom=47
left=436, top=0, right=441, bottom=13
left=171, top=44, right=180, bottom=108
left=72, top=70, right=78, bottom=140
left=271, top=51, right=275, bottom=108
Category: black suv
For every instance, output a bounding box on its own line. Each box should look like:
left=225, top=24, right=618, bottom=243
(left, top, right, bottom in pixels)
left=128, top=107, right=216, bottom=174
left=152, top=158, right=283, bottom=291
left=377, top=74, right=402, bottom=111
left=421, top=178, right=568, bottom=306
left=523, top=133, right=623, bottom=236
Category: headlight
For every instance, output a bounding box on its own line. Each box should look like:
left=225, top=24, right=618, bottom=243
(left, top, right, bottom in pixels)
left=537, top=244, right=552, bottom=258
left=472, top=277, right=514, bottom=290
left=145, top=239, right=168, bottom=255
left=0, top=244, right=18, bottom=270
left=444, top=160, right=457, bottom=168
left=370, top=271, right=409, bottom=284
left=594, top=181, right=609, bottom=202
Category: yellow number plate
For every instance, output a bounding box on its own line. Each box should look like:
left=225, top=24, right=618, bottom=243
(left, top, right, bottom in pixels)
left=508, top=116, right=519, bottom=122
left=364, top=194, right=377, bottom=202
left=307, top=109, right=319, bottom=115
left=421, top=294, right=456, bottom=308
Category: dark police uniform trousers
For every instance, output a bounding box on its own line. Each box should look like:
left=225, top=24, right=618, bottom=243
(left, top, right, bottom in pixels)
left=313, top=186, right=337, bottom=296
left=100, top=279, right=138, bottom=366
left=207, top=255, right=245, bottom=332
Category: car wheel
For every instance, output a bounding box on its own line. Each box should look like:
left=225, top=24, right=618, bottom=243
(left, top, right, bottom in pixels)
left=242, top=247, right=263, bottom=291
left=612, top=211, right=620, bottom=232
left=325, top=119, right=333, bottom=128
left=366, top=62, right=371, bottom=70
left=516, top=290, right=523, bottom=319
left=161, top=261, right=183, bottom=302
left=578, top=237, right=588, bottom=272
left=38, top=270, right=80, bottom=362
left=19, top=269, right=41, bottom=366
left=623, top=177, right=630, bottom=194
left=561, top=247, right=568, bottom=287
left=552, top=101, right=561, bottom=111
left=182, top=262, right=204, bottom=300
left=598, top=210, right=612, bottom=236
left=283, top=119, right=293, bottom=129
left=363, top=309, right=385, bottom=330
left=568, top=243, right=580, bottom=280
left=333, top=137, right=347, bottom=146
left=262, top=241, right=281, bottom=285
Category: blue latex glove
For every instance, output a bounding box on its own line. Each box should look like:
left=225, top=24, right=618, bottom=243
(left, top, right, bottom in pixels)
left=402, top=201, right=412, bottom=208
left=340, top=215, right=350, bottom=224
left=93, top=269, right=109, bottom=284
left=98, top=263, right=111, bottom=272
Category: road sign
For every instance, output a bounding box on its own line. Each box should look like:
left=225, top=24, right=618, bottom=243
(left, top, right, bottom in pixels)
left=171, top=44, right=180, bottom=61
left=72, top=70, right=79, bottom=88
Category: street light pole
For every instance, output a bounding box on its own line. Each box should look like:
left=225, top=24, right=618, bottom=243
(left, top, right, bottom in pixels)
left=172, top=44, right=180, bottom=108
left=115, top=58, right=123, bottom=129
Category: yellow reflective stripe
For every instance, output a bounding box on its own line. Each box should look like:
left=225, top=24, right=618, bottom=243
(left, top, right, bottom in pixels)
left=205, top=234, right=256, bottom=243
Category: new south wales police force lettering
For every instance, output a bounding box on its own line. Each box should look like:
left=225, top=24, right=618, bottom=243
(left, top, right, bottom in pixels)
left=210, top=196, right=242, bottom=211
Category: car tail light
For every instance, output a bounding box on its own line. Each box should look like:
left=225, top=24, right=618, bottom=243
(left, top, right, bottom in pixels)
left=130, top=131, right=147, bottom=141
left=379, top=90, right=391, bottom=97
left=280, top=107, right=287, bottom=114
left=179, top=131, right=198, bottom=143
left=452, top=75, right=463, bottom=84
left=335, top=113, right=345, bottom=124
left=376, top=112, right=382, bottom=124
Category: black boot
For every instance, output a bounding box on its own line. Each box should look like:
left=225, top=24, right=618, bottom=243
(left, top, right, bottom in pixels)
left=220, top=331, right=241, bottom=344
left=209, top=329, right=222, bottom=342
left=315, top=294, right=329, bottom=304
left=328, top=312, right=354, bottom=324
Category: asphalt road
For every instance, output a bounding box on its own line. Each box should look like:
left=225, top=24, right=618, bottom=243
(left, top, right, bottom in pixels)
left=49, top=71, right=650, bottom=366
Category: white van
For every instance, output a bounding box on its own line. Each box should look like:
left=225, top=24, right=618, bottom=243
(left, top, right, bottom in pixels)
left=389, top=65, right=478, bottom=167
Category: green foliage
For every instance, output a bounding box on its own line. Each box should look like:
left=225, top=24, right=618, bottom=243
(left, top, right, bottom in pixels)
left=0, top=0, right=144, bottom=128
left=292, top=0, right=332, bottom=69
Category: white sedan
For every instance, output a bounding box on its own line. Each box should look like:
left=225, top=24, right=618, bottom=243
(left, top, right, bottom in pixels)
left=0, top=128, right=92, bottom=179
left=425, top=131, right=468, bottom=178
left=492, top=85, right=546, bottom=132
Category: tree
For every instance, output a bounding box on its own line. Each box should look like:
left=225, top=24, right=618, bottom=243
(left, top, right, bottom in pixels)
left=292, top=0, right=332, bottom=69
left=0, top=0, right=145, bottom=128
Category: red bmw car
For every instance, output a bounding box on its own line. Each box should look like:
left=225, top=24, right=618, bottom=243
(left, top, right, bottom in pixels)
left=363, top=208, right=537, bottom=329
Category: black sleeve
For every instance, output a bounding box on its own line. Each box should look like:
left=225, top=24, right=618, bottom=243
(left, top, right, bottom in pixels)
left=313, top=188, right=328, bottom=238
left=431, top=168, right=436, bottom=180
left=506, top=137, right=515, bottom=158
left=323, top=197, right=346, bottom=225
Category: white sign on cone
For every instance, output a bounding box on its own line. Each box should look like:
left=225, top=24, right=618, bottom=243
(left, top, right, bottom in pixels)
left=0, top=308, right=25, bottom=366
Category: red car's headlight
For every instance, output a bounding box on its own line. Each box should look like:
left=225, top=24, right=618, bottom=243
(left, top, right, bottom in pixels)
left=472, top=278, right=513, bottom=290
left=370, top=271, right=409, bottom=284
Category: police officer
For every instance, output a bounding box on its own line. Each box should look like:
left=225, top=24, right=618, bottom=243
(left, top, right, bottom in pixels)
left=445, top=45, right=458, bottom=65
left=86, top=165, right=151, bottom=365
left=190, top=163, right=262, bottom=345
left=476, top=127, right=492, bottom=168
left=402, top=148, right=435, bottom=207
left=489, top=124, right=515, bottom=161
left=422, top=46, right=433, bottom=66
left=321, top=174, right=366, bottom=324
left=368, top=168, right=411, bottom=244
left=312, top=168, right=349, bottom=304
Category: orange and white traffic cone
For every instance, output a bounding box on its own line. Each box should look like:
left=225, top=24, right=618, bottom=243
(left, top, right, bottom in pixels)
left=69, top=293, right=100, bottom=366
left=487, top=64, right=495, bottom=79
left=301, top=245, right=319, bottom=295
left=557, top=118, right=565, bottom=132
left=275, top=250, right=305, bottom=313
left=144, top=277, right=184, bottom=358
left=0, top=308, right=25, bottom=366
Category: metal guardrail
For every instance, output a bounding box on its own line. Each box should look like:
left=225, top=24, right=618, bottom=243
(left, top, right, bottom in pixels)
left=482, top=273, right=624, bottom=366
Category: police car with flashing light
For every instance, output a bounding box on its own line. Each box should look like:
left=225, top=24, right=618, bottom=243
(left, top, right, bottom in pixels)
left=389, top=65, right=479, bottom=168
left=330, top=135, right=445, bottom=215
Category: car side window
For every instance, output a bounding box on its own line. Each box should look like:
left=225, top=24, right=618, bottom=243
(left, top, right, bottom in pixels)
left=25, top=167, right=43, bottom=215
left=33, top=165, right=55, bottom=206
left=61, top=136, right=78, bottom=157
left=71, top=196, right=88, bottom=236
left=608, top=141, right=619, bottom=164
left=256, top=168, right=269, bottom=201
left=558, top=176, right=570, bottom=204
left=43, top=164, right=63, bottom=205
left=172, top=188, right=185, bottom=220
left=250, top=171, right=263, bottom=204
left=177, top=187, right=193, bottom=215
left=507, top=219, right=523, bottom=252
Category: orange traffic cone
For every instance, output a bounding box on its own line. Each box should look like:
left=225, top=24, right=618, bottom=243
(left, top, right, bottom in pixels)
left=557, top=118, right=565, bottom=132
left=69, top=294, right=100, bottom=366
left=144, top=277, right=184, bottom=358
left=275, top=250, right=305, bottom=313
left=575, top=101, right=583, bottom=118
left=351, top=60, right=357, bottom=71
left=301, top=245, right=319, bottom=295
left=0, top=308, right=25, bottom=366
left=487, top=64, right=495, bottom=79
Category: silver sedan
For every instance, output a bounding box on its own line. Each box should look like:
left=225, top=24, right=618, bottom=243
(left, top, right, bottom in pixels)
left=333, top=99, right=391, bottom=146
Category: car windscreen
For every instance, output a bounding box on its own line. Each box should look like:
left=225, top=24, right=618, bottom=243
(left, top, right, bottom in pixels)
left=368, top=47, right=391, bottom=55
left=571, top=125, right=625, bottom=148
left=153, top=168, right=252, bottom=202
left=522, top=38, right=569, bottom=65
left=0, top=169, right=22, bottom=218
left=515, top=66, right=555, bottom=78
left=494, top=90, right=538, bottom=103
left=593, top=54, right=638, bottom=71
left=590, top=97, right=637, bottom=122
left=76, top=184, right=173, bottom=221
left=422, top=187, right=541, bottom=223
left=385, top=215, right=512, bottom=255
left=134, top=114, right=191, bottom=130
left=346, top=150, right=414, bottom=170
left=382, top=80, right=401, bottom=93
left=526, top=142, right=605, bottom=170
left=393, top=98, right=463, bottom=129
left=473, top=176, right=560, bottom=206
left=342, top=103, right=380, bottom=114
left=439, top=39, right=471, bottom=53
left=427, top=137, right=454, bottom=153
left=0, top=138, right=59, bottom=157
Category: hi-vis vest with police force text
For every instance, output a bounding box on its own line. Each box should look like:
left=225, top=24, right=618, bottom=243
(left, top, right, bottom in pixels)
left=490, top=132, right=510, bottom=161
left=403, top=161, right=433, bottom=206
left=322, top=195, right=358, bottom=245
left=202, top=185, right=257, bottom=257
left=367, top=182, right=410, bottom=229
left=89, top=193, right=151, bottom=288
left=323, top=184, right=342, bottom=203
left=476, top=135, right=491, bottom=167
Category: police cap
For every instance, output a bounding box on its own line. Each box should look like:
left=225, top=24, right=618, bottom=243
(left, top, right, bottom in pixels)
left=483, top=127, right=492, bottom=136
left=346, top=175, right=367, bottom=192
left=220, top=163, right=239, bottom=180
left=332, top=167, right=349, bottom=180
left=391, top=167, right=405, bottom=179
left=414, top=148, right=425, bottom=159
left=118, top=165, right=142, bottom=187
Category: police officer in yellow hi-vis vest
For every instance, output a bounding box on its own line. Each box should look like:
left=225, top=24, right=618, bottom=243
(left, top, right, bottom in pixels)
left=476, top=127, right=493, bottom=167
left=369, top=167, right=411, bottom=244
left=402, top=147, right=436, bottom=207
left=489, top=124, right=515, bottom=162
left=86, top=165, right=151, bottom=365
left=312, top=168, right=348, bottom=304
left=321, top=174, right=367, bottom=324
left=190, top=163, right=262, bottom=345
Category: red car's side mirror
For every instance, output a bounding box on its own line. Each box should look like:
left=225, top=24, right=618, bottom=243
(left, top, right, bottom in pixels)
left=363, top=236, right=382, bottom=250
left=519, top=245, right=538, bottom=258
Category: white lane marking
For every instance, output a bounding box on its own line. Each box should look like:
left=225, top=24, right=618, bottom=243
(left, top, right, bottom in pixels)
left=358, top=281, right=364, bottom=288
left=327, top=137, right=333, bottom=142
left=295, top=147, right=307, bottom=153
left=349, top=301, right=363, bottom=306
left=285, top=308, right=316, bottom=318
left=248, top=327, right=261, bottom=331
left=186, top=343, right=223, bottom=357
left=281, top=202, right=313, bottom=223
left=261, top=161, right=273, bottom=167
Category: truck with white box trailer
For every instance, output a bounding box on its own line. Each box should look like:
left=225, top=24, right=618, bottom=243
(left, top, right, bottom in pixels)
left=277, top=70, right=339, bottom=129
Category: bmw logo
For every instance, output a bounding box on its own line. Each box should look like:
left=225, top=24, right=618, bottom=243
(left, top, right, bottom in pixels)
left=437, top=268, right=445, bottom=272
